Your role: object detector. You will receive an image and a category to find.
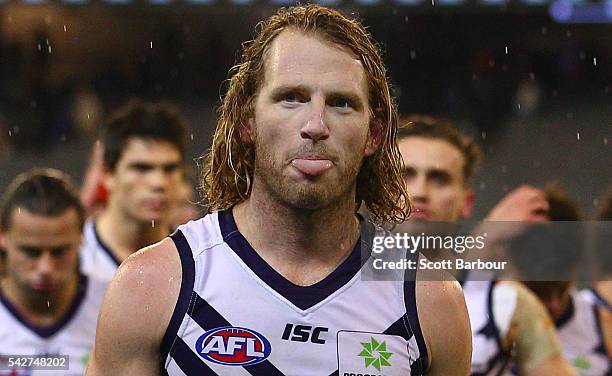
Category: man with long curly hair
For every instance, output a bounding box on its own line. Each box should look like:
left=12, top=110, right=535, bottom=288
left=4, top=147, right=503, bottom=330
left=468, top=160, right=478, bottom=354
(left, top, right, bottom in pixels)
left=87, top=5, right=470, bottom=375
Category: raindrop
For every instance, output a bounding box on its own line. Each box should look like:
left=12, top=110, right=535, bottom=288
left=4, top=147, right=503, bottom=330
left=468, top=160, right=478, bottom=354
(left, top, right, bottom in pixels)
left=480, top=182, right=486, bottom=190
left=481, top=131, right=487, bottom=140
left=87, top=113, right=90, bottom=119
left=37, top=43, right=42, bottom=52
left=190, top=133, right=194, bottom=141
left=150, top=41, right=153, bottom=49
left=63, top=24, right=67, bottom=32
left=404, top=16, right=409, bottom=22
left=18, top=208, right=21, bottom=214
left=593, top=57, right=597, bottom=66
left=151, top=220, right=155, bottom=228
left=517, top=103, right=521, bottom=109
left=410, top=50, right=417, bottom=60
left=8, top=130, right=11, bottom=137
left=505, top=46, right=508, bottom=55
left=576, top=132, right=580, bottom=141
left=529, top=72, right=535, bottom=80
left=48, top=45, right=52, bottom=54
left=47, top=300, right=50, bottom=308
left=431, top=0, right=435, bottom=5
left=566, top=30, right=571, bottom=37
left=541, top=26, right=547, bottom=35
left=604, top=137, right=608, bottom=145
left=593, top=199, right=600, bottom=207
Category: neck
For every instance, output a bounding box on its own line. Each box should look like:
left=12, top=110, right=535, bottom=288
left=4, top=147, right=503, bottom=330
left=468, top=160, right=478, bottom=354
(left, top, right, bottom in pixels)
left=0, top=274, right=79, bottom=327
left=97, top=204, right=169, bottom=262
left=233, top=186, right=360, bottom=286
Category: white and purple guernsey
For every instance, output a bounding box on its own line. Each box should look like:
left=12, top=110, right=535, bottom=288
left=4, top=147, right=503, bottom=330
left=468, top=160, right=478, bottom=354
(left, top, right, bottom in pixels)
left=79, top=219, right=121, bottom=282
left=0, top=274, right=107, bottom=376
left=556, top=289, right=612, bottom=376
left=161, top=209, right=428, bottom=376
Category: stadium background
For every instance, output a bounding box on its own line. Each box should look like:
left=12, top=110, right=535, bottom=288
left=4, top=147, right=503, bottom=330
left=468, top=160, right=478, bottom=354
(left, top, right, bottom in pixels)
left=0, top=0, right=609, bottom=217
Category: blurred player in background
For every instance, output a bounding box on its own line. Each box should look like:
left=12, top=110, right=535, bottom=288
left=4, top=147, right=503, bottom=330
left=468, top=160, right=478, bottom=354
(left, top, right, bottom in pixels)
left=79, top=100, right=187, bottom=281
left=396, top=115, right=576, bottom=375
left=0, top=169, right=106, bottom=375
left=88, top=5, right=471, bottom=375
left=522, top=186, right=611, bottom=375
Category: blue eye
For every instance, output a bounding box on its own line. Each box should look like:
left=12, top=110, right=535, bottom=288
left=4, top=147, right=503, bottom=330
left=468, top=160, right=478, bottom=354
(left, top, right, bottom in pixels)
left=283, top=93, right=298, bottom=102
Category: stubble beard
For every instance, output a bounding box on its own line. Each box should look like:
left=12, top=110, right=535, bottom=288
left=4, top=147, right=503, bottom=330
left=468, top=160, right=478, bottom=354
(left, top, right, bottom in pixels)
left=253, top=143, right=363, bottom=211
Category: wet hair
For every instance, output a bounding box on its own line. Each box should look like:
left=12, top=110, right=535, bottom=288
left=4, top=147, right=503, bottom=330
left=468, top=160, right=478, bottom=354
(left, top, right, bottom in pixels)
left=397, top=115, right=481, bottom=185
left=103, top=99, right=187, bottom=171
left=200, top=4, right=409, bottom=223
left=0, top=168, right=85, bottom=231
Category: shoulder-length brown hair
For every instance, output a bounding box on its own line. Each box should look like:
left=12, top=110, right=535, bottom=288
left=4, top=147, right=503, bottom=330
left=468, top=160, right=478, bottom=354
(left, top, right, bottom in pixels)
left=200, top=4, right=409, bottom=223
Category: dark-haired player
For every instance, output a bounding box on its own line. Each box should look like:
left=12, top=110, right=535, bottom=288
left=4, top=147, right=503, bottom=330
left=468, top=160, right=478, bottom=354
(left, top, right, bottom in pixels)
left=79, top=100, right=187, bottom=281
left=0, top=169, right=106, bottom=375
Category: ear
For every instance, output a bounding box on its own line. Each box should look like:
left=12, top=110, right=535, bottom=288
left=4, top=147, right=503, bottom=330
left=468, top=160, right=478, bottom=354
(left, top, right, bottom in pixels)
left=364, top=118, right=383, bottom=157
left=460, top=189, right=475, bottom=219
left=102, top=164, right=114, bottom=194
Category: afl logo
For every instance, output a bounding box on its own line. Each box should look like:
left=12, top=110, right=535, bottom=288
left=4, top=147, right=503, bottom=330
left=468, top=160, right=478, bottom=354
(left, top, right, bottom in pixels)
left=195, top=326, right=272, bottom=366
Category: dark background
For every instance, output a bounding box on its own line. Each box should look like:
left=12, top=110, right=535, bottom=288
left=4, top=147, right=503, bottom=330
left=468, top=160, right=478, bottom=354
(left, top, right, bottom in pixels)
left=0, top=1, right=610, bottom=217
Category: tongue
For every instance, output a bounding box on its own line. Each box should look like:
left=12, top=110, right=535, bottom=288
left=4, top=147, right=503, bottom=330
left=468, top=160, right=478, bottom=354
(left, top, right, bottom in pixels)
left=291, top=159, right=332, bottom=176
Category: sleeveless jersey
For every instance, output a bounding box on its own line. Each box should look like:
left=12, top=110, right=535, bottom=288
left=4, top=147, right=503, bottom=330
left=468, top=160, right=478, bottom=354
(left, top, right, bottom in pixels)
left=463, top=278, right=513, bottom=376
left=556, top=289, right=612, bottom=376
left=79, top=219, right=120, bottom=282
left=161, top=209, right=429, bottom=375
left=0, top=274, right=107, bottom=375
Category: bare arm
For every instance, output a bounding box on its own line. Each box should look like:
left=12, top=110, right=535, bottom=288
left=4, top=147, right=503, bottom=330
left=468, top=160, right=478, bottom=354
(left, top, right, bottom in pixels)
left=417, top=270, right=472, bottom=376
left=498, top=281, right=576, bottom=376
left=86, top=238, right=181, bottom=376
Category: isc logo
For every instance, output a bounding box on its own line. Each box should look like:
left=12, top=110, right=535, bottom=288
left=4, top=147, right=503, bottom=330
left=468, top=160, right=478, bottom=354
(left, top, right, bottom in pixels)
left=195, top=326, right=272, bottom=366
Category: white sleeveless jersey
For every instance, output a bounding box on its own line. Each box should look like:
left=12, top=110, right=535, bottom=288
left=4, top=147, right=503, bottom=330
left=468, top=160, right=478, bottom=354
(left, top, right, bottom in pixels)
left=556, top=289, right=612, bottom=376
left=0, top=274, right=106, bottom=376
left=463, top=278, right=512, bottom=376
left=79, top=219, right=120, bottom=282
left=161, top=210, right=429, bottom=376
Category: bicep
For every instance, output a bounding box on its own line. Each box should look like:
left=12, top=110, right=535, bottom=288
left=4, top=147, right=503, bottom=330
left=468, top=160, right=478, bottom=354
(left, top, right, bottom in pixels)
left=87, top=241, right=181, bottom=375
left=418, top=279, right=472, bottom=376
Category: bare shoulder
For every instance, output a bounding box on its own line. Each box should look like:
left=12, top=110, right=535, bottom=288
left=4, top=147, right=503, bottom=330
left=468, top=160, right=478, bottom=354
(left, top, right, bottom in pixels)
left=416, top=266, right=472, bottom=376
left=87, top=238, right=182, bottom=375
left=109, top=237, right=182, bottom=334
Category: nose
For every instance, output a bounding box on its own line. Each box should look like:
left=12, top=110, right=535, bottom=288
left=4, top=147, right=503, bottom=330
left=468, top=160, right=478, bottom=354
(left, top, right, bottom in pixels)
left=36, top=251, right=54, bottom=276
left=149, top=169, right=170, bottom=192
left=300, top=95, right=329, bottom=142
left=406, top=174, right=429, bottom=203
